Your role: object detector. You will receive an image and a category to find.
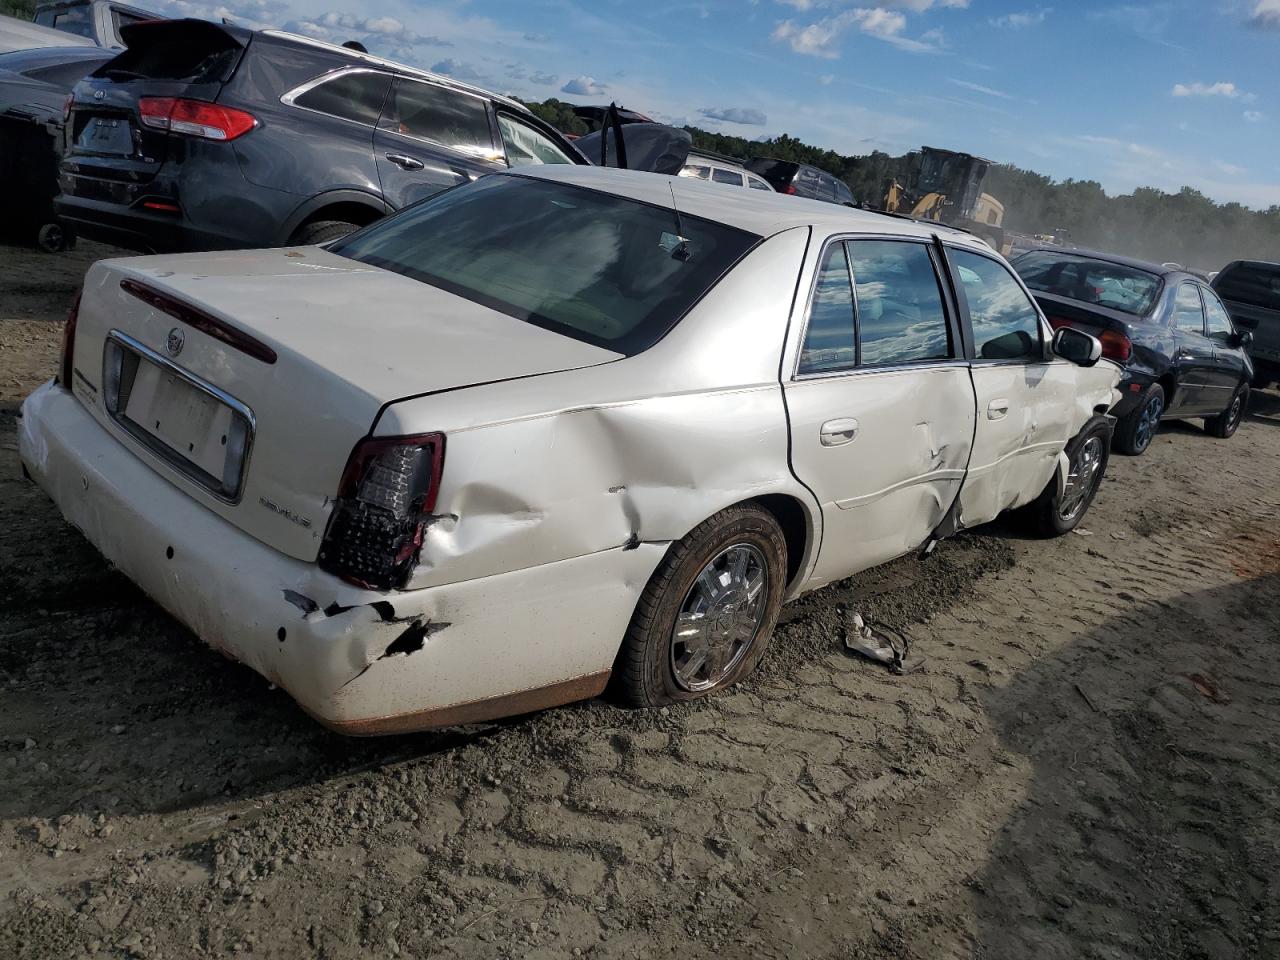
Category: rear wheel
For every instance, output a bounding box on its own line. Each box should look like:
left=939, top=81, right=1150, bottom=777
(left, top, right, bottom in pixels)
left=1021, top=420, right=1111, bottom=537
left=1205, top=382, right=1249, bottom=438
left=1113, top=383, right=1163, bottom=455
left=616, top=505, right=786, bottom=708
left=290, top=219, right=361, bottom=246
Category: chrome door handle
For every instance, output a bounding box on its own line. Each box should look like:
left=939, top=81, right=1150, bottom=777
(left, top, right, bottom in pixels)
left=385, top=153, right=425, bottom=171
left=820, top=418, right=859, bottom=446
left=987, top=399, right=1010, bottom=420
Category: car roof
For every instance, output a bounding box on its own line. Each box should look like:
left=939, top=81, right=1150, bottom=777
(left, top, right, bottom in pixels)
left=260, top=30, right=532, bottom=116
left=1016, top=245, right=1184, bottom=277
left=515, top=165, right=991, bottom=247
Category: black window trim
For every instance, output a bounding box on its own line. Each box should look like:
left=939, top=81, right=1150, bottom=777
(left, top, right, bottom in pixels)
left=943, top=241, right=1051, bottom=366
left=792, top=233, right=965, bottom=381
left=280, top=65, right=394, bottom=130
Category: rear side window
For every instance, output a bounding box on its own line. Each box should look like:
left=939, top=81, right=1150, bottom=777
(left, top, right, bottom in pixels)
left=951, top=249, right=1042, bottom=361
left=849, top=241, right=951, bottom=365
left=712, top=168, right=744, bottom=186
left=799, top=244, right=857, bottom=375
left=292, top=71, right=391, bottom=127
left=834, top=180, right=855, bottom=205
left=497, top=113, right=574, bottom=166
left=748, top=175, right=772, bottom=191
left=1173, top=283, right=1206, bottom=333
left=1204, top=291, right=1236, bottom=343
left=331, top=176, right=759, bottom=356
left=1215, top=262, right=1280, bottom=309
left=381, top=79, right=495, bottom=156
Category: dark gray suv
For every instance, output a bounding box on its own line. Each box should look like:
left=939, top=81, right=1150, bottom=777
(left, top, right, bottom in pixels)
left=56, top=19, right=587, bottom=251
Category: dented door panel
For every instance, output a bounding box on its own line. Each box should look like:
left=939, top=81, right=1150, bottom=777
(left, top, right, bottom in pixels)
left=785, top=364, right=975, bottom=587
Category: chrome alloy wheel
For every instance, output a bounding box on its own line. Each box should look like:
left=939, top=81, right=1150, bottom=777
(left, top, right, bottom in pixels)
left=1134, top=391, right=1163, bottom=451
left=1059, top=435, right=1105, bottom=522
left=670, top=543, right=768, bottom=692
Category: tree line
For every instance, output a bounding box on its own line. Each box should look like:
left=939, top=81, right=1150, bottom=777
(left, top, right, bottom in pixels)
left=523, top=98, right=1279, bottom=271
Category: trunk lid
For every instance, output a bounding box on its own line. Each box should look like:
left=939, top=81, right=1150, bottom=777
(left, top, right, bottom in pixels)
left=68, top=247, right=621, bottom=562
left=64, top=19, right=247, bottom=185
left=1031, top=292, right=1133, bottom=338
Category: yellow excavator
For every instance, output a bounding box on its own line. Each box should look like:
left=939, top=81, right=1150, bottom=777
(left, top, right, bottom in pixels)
left=881, top=146, right=1010, bottom=254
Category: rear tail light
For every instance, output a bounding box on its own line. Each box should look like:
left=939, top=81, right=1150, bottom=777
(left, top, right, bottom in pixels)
left=784, top=184, right=798, bottom=195
left=59, top=290, right=82, bottom=389
left=319, top=434, right=446, bottom=590
left=1098, top=329, right=1132, bottom=363
left=138, top=97, right=257, bottom=141
left=1048, top=317, right=1132, bottom=363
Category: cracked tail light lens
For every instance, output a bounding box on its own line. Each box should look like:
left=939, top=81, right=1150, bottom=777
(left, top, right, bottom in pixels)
left=59, top=289, right=82, bottom=389
left=319, top=434, right=445, bottom=591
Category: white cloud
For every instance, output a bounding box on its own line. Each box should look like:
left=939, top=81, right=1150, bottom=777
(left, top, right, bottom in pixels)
left=529, top=71, right=559, bottom=86
left=1244, top=110, right=1265, bottom=122
left=948, top=78, right=1014, bottom=100
left=1251, top=0, right=1280, bottom=28
left=430, top=58, right=486, bottom=83
left=1172, top=81, right=1253, bottom=100
left=772, top=5, right=945, bottom=57
left=990, top=9, right=1050, bottom=29
left=561, top=76, right=608, bottom=96
left=700, top=106, right=769, bottom=125
left=819, top=73, right=835, bottom=84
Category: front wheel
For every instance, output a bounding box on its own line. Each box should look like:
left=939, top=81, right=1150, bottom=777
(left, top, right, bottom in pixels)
left=615, top=504, right=787, bottom=708
left=1205, top=382, right=1249, bottom=438
left=1020, top=420, right=1112, bottom=538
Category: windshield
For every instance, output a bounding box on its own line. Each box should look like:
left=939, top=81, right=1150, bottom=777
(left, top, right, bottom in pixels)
left=1014, top=251, right=1162, bottom=317
left=331, top=176, right=760, bottom=355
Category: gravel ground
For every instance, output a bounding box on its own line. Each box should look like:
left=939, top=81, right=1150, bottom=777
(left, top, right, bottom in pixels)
left=3, top=240, right=1279, bottom=959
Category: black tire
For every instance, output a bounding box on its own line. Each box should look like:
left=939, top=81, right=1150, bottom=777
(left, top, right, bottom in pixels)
left=290, top=220, right=361, bottom=246
left=615, top=504, right=787, bottom=708
left=1020, top=419, right=1112, bottom=538
left=1205, top=382, right=1249, bottom=438
left=1112, top=382, right=1164, bottom=456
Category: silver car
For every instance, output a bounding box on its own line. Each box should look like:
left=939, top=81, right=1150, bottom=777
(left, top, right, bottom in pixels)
left=20, top=166, right=1118, bottom=734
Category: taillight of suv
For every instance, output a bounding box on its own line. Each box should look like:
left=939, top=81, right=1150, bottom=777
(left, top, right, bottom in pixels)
left=138, top=97, right=258, bottom=141
left=319, top=434, right=446, bottom=591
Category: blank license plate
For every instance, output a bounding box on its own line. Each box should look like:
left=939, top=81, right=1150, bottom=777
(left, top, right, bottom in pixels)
left=76, top=117, right=134, bottom=155
left=124, top=356, right=238, bottom=481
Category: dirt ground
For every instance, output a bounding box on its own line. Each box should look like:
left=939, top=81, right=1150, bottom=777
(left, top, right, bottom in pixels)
left=2, top=240, right=1280, bottom=960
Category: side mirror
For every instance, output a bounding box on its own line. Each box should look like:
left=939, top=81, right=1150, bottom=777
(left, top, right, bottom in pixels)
left=1052, top=326, right=1102, bottom=367
left=1234, top=330, right=1254, bottom=351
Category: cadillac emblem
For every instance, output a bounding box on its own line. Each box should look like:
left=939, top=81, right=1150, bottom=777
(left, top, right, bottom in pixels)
left=166, top=327, right=185, bottom=357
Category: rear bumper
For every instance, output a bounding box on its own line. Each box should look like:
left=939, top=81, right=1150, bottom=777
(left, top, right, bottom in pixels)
left=54, top=194, right=242, bottom=254
left=1110, top=366, right=1156, bottom=419
left=19, top=381, right=665, bottom=734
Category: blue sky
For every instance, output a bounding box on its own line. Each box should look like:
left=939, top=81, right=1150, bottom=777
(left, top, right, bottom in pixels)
left=154, top=0, right=1280, bottom=208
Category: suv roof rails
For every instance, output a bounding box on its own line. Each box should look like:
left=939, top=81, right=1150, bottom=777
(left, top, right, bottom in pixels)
left=686, top=147, right=746, bottom=167
left=260, top=30, right=533, bottom=116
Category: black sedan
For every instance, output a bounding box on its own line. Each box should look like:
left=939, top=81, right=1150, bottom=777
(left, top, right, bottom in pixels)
left=1012, top=248, right=1253, bottom=455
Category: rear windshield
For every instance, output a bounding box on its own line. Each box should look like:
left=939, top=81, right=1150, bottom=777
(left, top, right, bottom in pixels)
left=331, top=176, right=760, bottom=355
left=1214, top=262, right=1280, bottom=310
left=746, top=158, right=796, bottom=181
left=1014, top=251, right=1162, bottom=316
left=96, top=22, right=242, bottom=83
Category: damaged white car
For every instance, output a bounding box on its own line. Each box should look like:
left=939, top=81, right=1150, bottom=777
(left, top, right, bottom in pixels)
left=20, top=167, right=1119, bottom=734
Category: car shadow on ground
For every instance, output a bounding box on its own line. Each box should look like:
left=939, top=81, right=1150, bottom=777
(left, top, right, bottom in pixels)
left=973, top=570, right=1280, bottom=958
left=1247, top=387, right=1280, bottom=424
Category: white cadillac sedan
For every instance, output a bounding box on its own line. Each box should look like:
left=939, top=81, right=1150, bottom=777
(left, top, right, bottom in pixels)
left=20, top=167, right=1119, bottom=735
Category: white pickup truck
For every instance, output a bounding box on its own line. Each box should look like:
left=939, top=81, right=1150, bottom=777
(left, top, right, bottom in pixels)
left=33, top=0, right=158, bottom=50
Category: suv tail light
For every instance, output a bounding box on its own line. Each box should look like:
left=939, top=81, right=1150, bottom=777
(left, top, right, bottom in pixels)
left=59, top=290, right=82, bottom=389
left=138, top=97, right=258, bottom=141
left=784, top=183, right=797, bottom=195
left=319, top=434, right=446, bottom=591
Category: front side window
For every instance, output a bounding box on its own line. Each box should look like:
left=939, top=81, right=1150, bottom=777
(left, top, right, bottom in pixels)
left=1203, top=290, right=1236, bottom=343
left=1173, top=282, right=1206, bottom=334
left=381, top=79, right=495, bottom=156
left=497, top=113, right=574, bottom=166
left=293, top=70, right=391, bottom=127
left=798, top=244, right=857, bottom=375
left=712, top=168, right=744, bottom=186
left=331, top=176, right=758, bottom=355
left=850, top=241, right=951, bottom=365
left=951, top=249, right=1042, bottom=361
